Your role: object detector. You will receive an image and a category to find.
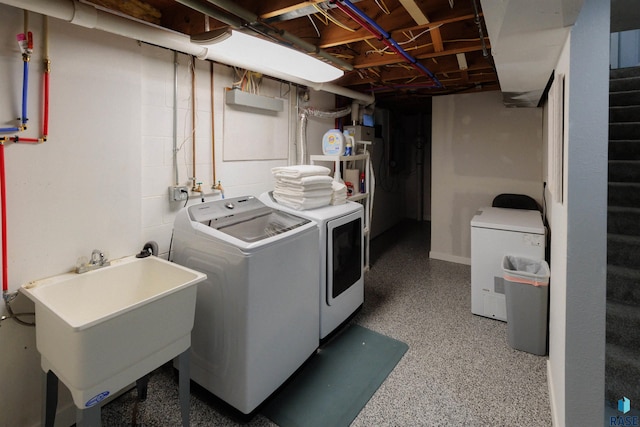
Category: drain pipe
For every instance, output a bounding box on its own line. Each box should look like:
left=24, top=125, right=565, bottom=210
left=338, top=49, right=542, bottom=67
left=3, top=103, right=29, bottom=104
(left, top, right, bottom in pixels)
left=0, top=0, right=373, bottom=104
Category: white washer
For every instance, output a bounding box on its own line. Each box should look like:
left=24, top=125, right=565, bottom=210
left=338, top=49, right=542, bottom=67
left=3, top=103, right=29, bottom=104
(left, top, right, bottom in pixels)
left=259, top=192, right=364, bottom=341
left=471, top=207, right=545, bottom=321
left=172, top=196, right=319, bottom=414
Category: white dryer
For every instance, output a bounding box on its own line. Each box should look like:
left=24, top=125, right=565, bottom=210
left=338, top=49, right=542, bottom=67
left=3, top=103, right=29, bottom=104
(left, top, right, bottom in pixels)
left=260, top=192, right=364, bottom=341
left=171, top=196, right=319, bottom=415
left=470, top=207, right=545, bottom=321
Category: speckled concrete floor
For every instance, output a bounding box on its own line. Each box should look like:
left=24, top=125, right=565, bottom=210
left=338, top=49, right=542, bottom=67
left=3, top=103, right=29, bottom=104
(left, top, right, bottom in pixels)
left=101, top=220, right=552, bottom=426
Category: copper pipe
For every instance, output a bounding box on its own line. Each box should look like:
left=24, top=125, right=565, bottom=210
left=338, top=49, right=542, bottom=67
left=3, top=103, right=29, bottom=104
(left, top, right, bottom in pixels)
left=210, top=61, right=216, bottom=185
left=191, top=56, right=196, bottom=189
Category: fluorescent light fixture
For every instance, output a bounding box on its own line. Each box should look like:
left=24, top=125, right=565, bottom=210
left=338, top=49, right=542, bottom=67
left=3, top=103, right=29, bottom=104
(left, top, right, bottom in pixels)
left=191, top=29, right=344, bottom=83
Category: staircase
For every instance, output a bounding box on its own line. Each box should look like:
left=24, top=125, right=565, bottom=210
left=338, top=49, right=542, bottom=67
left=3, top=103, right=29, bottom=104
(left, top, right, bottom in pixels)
left=606, top=66, right=640, bottom=407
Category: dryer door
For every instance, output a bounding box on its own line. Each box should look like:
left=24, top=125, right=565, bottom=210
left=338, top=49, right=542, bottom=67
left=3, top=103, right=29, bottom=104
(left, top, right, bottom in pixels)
left=326, top=210, right=363, bottom=305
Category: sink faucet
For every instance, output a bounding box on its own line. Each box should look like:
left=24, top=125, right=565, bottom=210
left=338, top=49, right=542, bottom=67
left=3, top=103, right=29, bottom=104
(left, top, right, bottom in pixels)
left=76, top=249, right=111, bottom=273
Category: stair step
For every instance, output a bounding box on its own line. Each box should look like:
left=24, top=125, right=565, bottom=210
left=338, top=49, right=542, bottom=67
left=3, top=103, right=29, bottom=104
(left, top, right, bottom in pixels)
left=606, top=66, right=640, bottom=412
left=611, top=76, right=640, bottom=92
left=609, top=140, right=640, bottom=160
left=608, top=206, right=640, bottom=235
left=605, top=342, right=640, bottom=406
left=606, top=301, right=640, bottom=350
left=609, top=160, right=640, bottom=182
left=610, top=90, right=640, bottom=107
left=610, top=105, right=640, bottom=123
left=609, top=182, right=640, bottom=208
left=610, top=122, right=640, bottom=140
left=608, top=265, right=640, bottom=305
left=611, top=67, right=640, bottom=80
left=608, top=233, right=640, bottom=269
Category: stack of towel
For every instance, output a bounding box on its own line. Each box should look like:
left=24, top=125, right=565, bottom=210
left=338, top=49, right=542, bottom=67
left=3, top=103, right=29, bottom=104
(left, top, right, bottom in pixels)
left=331, top=180, right=347, bottom=205
left=271, top=165, right=334, bottom=210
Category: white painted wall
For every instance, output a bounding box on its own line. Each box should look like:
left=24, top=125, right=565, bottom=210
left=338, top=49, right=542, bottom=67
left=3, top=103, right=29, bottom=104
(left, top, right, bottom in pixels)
left=545, top=0, right=609, bottom=425
left=430, top=91, right=543, bottom=264
left=0, top=6, right=335, bottom=426
left=545, top=31, right=571, bottom=427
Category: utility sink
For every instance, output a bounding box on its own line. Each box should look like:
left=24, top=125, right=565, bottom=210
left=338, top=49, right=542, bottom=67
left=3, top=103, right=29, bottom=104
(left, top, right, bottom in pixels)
left=21, top=255, right=206, bottom=409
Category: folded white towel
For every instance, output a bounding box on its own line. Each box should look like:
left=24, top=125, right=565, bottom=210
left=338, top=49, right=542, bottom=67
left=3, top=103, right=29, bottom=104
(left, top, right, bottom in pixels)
left=271, top=165, right=331, bottom=178
left=331, top=181, right=347, bottom=200
left=331, top=180, right=347, bottom=192
left=273, top=193, right=331, bottom=210
left=275, top=185, right=332, bottom=196
left=275, top=175, right=334, bottom=187
left=274, top=186, right=333, bottom=198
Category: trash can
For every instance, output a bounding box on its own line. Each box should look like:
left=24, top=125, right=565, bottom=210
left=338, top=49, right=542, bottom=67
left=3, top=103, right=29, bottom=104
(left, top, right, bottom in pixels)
left=502, top=255, right=550, bottom=355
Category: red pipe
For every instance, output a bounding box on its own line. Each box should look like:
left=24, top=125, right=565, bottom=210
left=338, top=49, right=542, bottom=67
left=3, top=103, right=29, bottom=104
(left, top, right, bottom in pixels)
left=1, top=144, right=7, bottom=294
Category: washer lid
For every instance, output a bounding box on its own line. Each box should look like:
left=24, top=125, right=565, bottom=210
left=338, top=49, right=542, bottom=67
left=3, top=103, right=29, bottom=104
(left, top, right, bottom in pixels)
left=188, top=196, right=311, bottom=243
left=470, top=207, right=544, bottom=234
left=216, top=210, right=311, bottom=242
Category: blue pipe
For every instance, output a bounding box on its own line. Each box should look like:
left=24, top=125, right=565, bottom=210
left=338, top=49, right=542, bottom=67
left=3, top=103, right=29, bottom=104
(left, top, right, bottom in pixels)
left=0, top=127, right=20, bottom=133
left=336, top=0, right=443, bottom=88
left=341, top=0, right=390, bottom=38
left=21, top=60, right=29, bottom=125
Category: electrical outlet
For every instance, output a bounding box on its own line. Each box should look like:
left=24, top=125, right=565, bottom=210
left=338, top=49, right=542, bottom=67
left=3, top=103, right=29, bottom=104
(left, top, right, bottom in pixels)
left=169, top=186, right=189, bottom=202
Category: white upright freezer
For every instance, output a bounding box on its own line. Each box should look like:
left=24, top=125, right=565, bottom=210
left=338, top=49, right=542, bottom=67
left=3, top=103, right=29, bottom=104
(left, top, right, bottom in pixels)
left=470, top=207, right=545, bottom=321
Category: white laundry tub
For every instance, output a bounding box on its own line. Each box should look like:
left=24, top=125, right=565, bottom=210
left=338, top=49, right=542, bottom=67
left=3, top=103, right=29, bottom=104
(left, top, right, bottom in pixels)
left=21, top=255, right=206, bottom=408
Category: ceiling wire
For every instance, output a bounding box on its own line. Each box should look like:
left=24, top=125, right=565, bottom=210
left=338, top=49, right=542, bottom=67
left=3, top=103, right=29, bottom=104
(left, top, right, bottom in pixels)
left=365, top=25, right=442, bottom=55
left=333, top=52, right=355, bottom=60
left=312, top=4, right=356, bottom=32
left=374, top=0, right=391, bottom=14
left=307, top=14, right=321, bottom=38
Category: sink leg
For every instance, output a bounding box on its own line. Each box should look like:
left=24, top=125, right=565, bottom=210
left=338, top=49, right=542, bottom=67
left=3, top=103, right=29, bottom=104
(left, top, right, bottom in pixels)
left=136, top=374, right=150, bottom=401
left=76, top=404, right=101, bottom=427
left=42, top=370, right=58, bottom=427
left=178, top=349, right=190, bottom=427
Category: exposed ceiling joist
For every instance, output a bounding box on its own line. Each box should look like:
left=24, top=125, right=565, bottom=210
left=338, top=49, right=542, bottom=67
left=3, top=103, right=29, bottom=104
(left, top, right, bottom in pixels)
left=79, top=0, right=500, bottom=108
left=398, top=0, right=429, bottom=25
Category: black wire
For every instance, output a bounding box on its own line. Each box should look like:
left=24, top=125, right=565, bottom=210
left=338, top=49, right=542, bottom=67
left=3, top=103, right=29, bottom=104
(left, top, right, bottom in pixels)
left=182, top=190, right=189, bottom=208
left=168, top=229, right=175, bottom=262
